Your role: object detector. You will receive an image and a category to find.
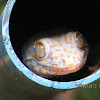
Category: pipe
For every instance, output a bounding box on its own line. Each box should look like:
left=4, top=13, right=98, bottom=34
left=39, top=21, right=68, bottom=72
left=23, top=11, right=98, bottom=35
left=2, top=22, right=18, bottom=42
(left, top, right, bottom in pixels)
left=0, top=0, right=100, bottom=99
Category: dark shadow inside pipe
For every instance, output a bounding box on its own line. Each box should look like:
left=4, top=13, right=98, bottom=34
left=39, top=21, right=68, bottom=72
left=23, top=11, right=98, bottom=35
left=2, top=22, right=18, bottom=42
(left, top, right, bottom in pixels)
left=9, top=1, right=100, bottom=82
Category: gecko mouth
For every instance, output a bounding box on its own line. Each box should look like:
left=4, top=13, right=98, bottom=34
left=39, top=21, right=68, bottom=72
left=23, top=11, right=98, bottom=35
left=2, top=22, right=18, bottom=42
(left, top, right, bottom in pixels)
left=9, top=1, right=100, bottom=82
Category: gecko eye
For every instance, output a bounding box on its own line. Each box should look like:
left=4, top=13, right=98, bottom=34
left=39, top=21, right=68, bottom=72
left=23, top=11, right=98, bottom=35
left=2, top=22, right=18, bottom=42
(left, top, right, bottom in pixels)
left=34, top=43, right=46, bottom=59
left=76, top=32, right=88, bottom=50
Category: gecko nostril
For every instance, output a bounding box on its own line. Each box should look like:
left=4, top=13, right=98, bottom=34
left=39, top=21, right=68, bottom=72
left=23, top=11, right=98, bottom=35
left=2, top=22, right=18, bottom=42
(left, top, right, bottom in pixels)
left=34, top=43, right=46, bottom=58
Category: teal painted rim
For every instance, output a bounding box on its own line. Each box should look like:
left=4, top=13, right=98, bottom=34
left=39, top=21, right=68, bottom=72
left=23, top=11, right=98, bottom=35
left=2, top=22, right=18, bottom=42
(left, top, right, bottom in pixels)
left=2, top=0, right=100, bottom=89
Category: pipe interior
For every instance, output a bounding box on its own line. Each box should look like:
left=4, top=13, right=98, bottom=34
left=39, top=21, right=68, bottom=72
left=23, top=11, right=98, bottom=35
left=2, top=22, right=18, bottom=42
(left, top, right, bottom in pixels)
left=9, top=1, right=100, bottom=82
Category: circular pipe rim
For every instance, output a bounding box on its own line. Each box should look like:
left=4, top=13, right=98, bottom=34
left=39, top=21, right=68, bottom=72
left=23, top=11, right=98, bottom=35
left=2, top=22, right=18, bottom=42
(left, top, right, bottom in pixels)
left=2, top=0, right=100, bottom=89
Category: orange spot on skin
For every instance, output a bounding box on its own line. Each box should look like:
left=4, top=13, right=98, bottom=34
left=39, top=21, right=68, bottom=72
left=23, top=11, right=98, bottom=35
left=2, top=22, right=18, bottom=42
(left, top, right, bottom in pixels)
left=50, top=57, right=54, bottom=61
left=47, top=41, right=50, bottom=44
left=58, top=61, right=62, bottom=65
left=68, top=51, right=72, bottom=53
left=70, top=46, right=74, bottom=49
left=68, top=63, right=74, bottom=67
left=80, top=50, right=83, bottom=53
left=29, top=49, right=35, bottom=58
left=69, top=68, right=74, bottom=70
left=36, top=63, right=40, bottom=66
left=49, top=68, right=52, bottom=71
left=53, top=72, right=58, bottom=75
left=56, top=69, right=59, bottom=72
left=64, top=35, right=69, bottom=44
left=51, top=40, right=54, bottom=43
left=75, top=57, right=81, bottom=61
left=52, top=68, right=55, bottom=71
left=69, top=35, right=72, bottom=41
left=63, top=63, right=66, bottom=66
left=29, top=60, right=33, bottom=63
left=30, top=65, right=35, bottom=68
left=52, top=64, right=58, bottom=67
left=60, top=54, right=64, bottom=57
left=51, top=44, right=58, bottom=48
left=59, top=44, right=63, bottom=46
left=74, top=51, right=77, bottom=55
left=46, top=72, right=50, bottom=74
left=55, top=64, right=58, bottom=68
left=67, top=55, right=70, bottom=58
left=40, top=59, right=49, bottom=62
left=42, top=65, right=48, bottom=69
left=55, top=56, right=58, bottom=59
left=39, top=68, right=43, bottom=72
left=75, top=66, right=78, bottom=69
left=63, top=48, right=67, bottom=52
left=54, top=72, right=58, bottom=75
left=61, top=69, right=64, bottom=72
left=55, top=49, right=61, bottom=51
left=52, top=64, right=55, bottom=67
left=55, top=39, right=61, bottom=43
left=65, top=68, right=68, bottom=71
left=79, top=64, right=82, bottom=68
left=43, top=38, right=46, bottom=41
left=69, top=42, right=73, bottom=44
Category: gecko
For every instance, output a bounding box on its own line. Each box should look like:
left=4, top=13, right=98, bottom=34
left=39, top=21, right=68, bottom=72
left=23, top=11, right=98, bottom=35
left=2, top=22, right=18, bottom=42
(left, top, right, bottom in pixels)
left=22, top=31, right=88, bottom=77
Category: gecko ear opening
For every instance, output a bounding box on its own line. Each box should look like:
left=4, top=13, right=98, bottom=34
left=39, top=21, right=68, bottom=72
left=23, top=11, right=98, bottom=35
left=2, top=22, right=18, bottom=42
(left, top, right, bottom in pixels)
left=34, top=43, right=46, bottom=59
left=76, top=32, right=88, bottom=50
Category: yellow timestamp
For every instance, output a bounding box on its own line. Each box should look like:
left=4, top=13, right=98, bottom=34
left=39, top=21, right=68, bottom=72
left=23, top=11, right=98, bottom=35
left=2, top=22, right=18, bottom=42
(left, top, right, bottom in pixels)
left=76, top=84, right=100, bottom=88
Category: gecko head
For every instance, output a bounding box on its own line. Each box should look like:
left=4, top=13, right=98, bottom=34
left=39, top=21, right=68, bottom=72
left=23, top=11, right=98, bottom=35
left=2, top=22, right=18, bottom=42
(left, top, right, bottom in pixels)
left=23, top=31, right=88, bottom=76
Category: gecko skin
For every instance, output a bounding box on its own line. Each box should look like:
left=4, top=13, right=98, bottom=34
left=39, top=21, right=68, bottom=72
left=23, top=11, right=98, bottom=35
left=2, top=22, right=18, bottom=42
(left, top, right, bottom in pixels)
left=22, top=31, right=88, bottom=76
